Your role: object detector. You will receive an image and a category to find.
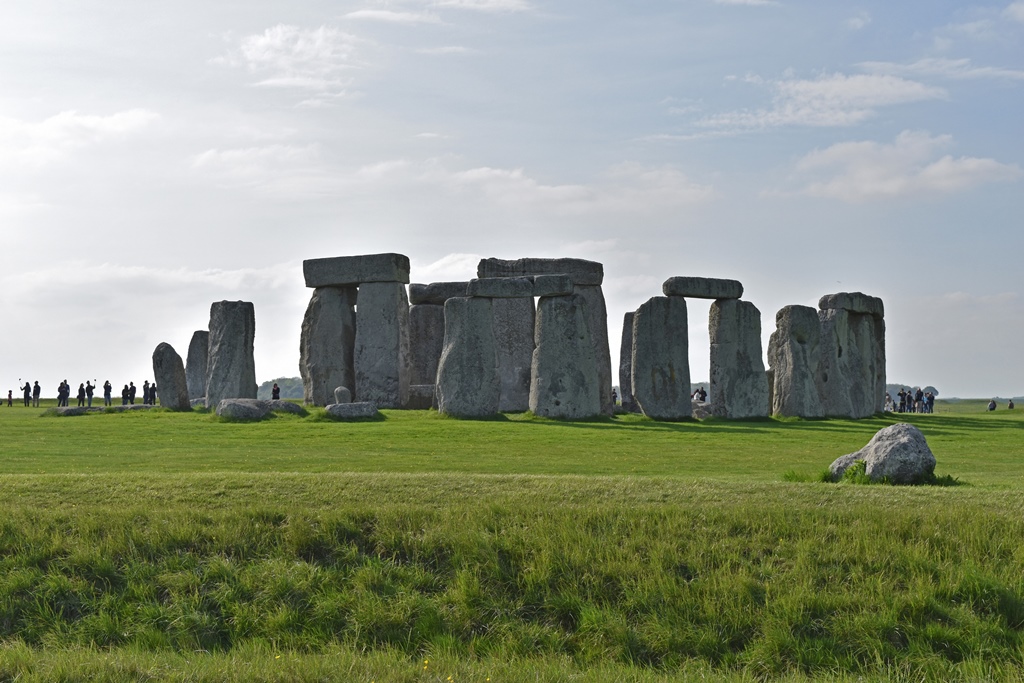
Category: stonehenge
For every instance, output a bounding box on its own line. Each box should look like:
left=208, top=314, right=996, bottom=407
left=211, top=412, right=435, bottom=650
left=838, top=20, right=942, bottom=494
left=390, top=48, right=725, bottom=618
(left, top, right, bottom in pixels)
left=151, top=342, right=190, bottom=411
left=435, top=297, right=501, bottom=417
left=299, top=286, right=356, bottom=406
left=205, top=301, right=258, bottom=409
left=185, top=330, right=208, bottom=401
left=631, top=296, right=691, bottom=420
left=618, top=312, right=637, bottom=412
left=767, top=305, right=823, bottom=418
left=530, top=293, right=601, bottom=419
left=709, top=299, right=769, bottom=419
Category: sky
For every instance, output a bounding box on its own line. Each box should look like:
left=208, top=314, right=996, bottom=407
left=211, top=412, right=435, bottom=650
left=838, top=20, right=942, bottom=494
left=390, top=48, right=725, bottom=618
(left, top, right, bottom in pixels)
left=1, top=0, right=1022, bottom=399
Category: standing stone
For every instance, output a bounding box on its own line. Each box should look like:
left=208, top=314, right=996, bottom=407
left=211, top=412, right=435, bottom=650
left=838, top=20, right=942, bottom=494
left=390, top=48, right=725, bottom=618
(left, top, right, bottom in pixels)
left=575, top=284, right=614, bottom=416
left=492, top=297, right=535, bottom=412
left=709, top=299, right=769, bottom=419
left=354, top=282, right=410, bottom=409
left=185, top=330, right=209, bottom=401
left=152, top=342, right=191, bottom=411
left=767, top=305, right=822, bottom=418
left=631, top=296, right=691, bottom=421
left=817, top=292, right=886, bottom=418
left=206, top=301, right=258, bottom=409
left=409, top=304, right=446, bottom=386
left=530, top=294, right=601, bottom=419
left=299, top=286, right=356, bottom=406
left=619, top=312, right=637, bottom=412
left=436, top=297, right=500, bottom=417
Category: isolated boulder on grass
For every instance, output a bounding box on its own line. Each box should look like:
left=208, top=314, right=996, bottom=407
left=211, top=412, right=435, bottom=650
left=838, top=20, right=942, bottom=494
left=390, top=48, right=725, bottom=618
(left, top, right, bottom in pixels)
left=216, top=399, right=271, bottom=421
left=829, top=423, right=936, bottom=484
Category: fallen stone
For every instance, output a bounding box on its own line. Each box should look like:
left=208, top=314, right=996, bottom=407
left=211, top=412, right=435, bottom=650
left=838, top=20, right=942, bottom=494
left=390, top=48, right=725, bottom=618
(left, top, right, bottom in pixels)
left=299, top=286, right=357, bottom=406
left=303, top=253, right=410, bottom=288
left=205, top=301, right=258, bottom=409
left=829, top=423, right=936, bottom=484
left=406, top=384, right=436, bottom=410
left=663, top=276, right=743, bottom=300
left=766, top=305, right=822, bottom=418
left=467, top=277, right=534, bottom=298
left=267, top=400, right=305, bottom=415
left=354, top=282, right=410, bottom=409
left=691, top=401, right=712, bottom=420
left=185, top=330, right=209, bottom=401
left=436, top=297, right=501, bottom=417
left=492, top=297, right=535, bottom=412
left=408, top=281, right=469, bottom=305
left=532, top=274, right=574, bottom=297
left=478, top=257, right=604, bottom=286
left=530, top=294, right=601, bottom=419
left=708, top=299, right=769, bottom=419
left=215, top=398, right=270, bottom=420
left=152, top=342, right=191, bottom=411
left=334, top=386, right=352, bottom=404
left=325, top=402, right=379, bottom=419
left=48, top=406, right=102, bottom=416
left=631, top=296, right=691, bottom=420
left=818, top=292, right=884, bottom=318
left=108, top=404, right=156, bottom=412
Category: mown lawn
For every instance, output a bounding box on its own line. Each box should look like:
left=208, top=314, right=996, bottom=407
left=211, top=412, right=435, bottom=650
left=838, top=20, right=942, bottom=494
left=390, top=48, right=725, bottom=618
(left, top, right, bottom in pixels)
left=0, top=402, right=1022, bottom=681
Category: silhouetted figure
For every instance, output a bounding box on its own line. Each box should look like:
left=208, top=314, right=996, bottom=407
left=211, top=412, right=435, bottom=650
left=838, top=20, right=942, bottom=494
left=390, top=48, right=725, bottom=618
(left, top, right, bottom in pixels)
left=142, top=381, right=151, bottom=405
left=129, top=382, right=136, bottom=405
left=121, top=384, right=130, bottom=406
left=151, top=384, right=158, bottom=405
left=22, top=382, right=31, bottom=407
left=272, top=383, right=281, bottom=400
left=85, top=381, right=94, bottom=407
left=77, top=383, right=86, bottom=407
left=32, top=381, right=40, bottom=407
left=1009, top=400, right=1015, bottom=410
left=103, top=380, right=112, bottom=406
left=988, top=399, right=997, bottom=411
left=7, top=390, right=12, bottom=407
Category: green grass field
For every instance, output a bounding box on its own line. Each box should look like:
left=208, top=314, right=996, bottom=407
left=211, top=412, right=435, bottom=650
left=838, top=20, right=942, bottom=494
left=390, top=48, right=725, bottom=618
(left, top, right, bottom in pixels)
left=0, top=401, right=1022, bottom=681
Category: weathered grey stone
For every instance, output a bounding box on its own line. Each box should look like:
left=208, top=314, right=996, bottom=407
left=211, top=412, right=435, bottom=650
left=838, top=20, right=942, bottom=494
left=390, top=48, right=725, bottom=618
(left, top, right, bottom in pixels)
left=619, top=311, right=637, bottom=412
left=406, top=384, right=436, bottom=410
left=190, top=398, right=206, bottom=409
left=530, top=294, right=601, bottom=419
left=492, top=297, right=535, bottom=412
left=818, top=292, right=884, bottom=318
left=303, top=253, right=410, bottom=288
left=478, top=257, right=604, bottom=286
left=206, top=301, right=258, bottom=409
left=631, top=296, right=691, bottom=420
left=829, top=423, right=936, bottom=484
left=708, top=299, right=769, bottom=419
left=49, top=406, right=101, bottom=416
left=334, top=386, right=352, bottom=404
left=267, top=400, right=305, bottom=414
left=185, top=330, right=209, bottom=401
left=575, top=285, right=613, bottom=415
left=817, top=308, right=884, bottom=418
left=325, top=402, right=379, bottom=419
left=691, top=401, right=712, bottom=420
left=109, top=404, right=155, bottom=412
left=436, top=297, right=501, bottom=417
left=532, top=274, right=574, bottom=297
left=354, top=282, right=411, bottom=409
left=765, top=369, right=775, bottom=416
left=766, top=305, right=822, bottom=418
left=663, top=277, right=743, bottom=300
left=467, top=277, right=534, bottom=298
left=152, top=342, right=190, bottom=411
left=216, top=398, right=270, bottom=420
left=409, top=281, right=469, bottom=305
left=299, top=287, right=356, bottom=406
left=409, top=304, right=445, bottom=386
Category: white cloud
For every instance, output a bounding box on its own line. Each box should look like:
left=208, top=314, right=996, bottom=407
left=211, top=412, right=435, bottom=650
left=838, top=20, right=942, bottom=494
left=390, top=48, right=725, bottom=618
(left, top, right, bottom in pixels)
left=1006, top=1, right=1024, bottom=22
left=698, top=73, right=946, bottom=130
left=788, top=130, right=1021, bottom=202
left=345, top=10, right=442, bottom=23
left=216, top=25, right=364, bottom=101
left=861, top=57, right=1024, bottom=81
left=433, top=0, right=531, bottom=11
left=411, top=253, right=483, bottom=281
left=0, top=109, right=159, bottom=168
left=845, top=12, right=871, bottom=30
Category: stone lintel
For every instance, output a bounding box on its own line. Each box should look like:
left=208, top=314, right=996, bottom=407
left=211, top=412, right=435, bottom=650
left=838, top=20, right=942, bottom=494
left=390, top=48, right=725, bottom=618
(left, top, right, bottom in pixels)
left=409, top=281, right=469, bottom=305
left=303, top=253, right=410, bottom=287
left=662, top=276, right=743, bottom=300
left=818, top=292, right=884, bottom=318
left=477, top=257, right=603, bottom=286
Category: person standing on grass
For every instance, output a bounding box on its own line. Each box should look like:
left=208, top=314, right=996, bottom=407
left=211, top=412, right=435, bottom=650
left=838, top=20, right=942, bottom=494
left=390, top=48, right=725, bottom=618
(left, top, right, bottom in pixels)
left=128, top=382, right=136, bottom=405
left=1009, top=399, right=1015, bottom=410
left=85, top=381, right=94, bottom=407
left=272, top=383, right=281, bottom=400
left=121, top=384, right=129, bottom=406
left=142, top=380, right=150, bottom=405
left=76, top=383, right=86, bottom=407
left=7, top=390, right=11, bottom=407
left=988, top=399, right=997, bottom=411
left=151, top=384, right=157, bottom=406
left=103, top=380, right=112, bottom=406
left=21, top=381, right=31, bottom=407
left=32, top=381, right=40, bottom=407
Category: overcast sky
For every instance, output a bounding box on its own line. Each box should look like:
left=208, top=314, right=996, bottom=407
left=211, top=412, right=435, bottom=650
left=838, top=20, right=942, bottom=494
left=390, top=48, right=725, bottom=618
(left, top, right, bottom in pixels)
left=2, top=0, right=1022, bottom=399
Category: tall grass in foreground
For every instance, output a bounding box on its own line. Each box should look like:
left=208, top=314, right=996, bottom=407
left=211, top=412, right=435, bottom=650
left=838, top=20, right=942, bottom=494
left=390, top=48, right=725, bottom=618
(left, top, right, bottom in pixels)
left=0, top=474, right=1022, bottom=679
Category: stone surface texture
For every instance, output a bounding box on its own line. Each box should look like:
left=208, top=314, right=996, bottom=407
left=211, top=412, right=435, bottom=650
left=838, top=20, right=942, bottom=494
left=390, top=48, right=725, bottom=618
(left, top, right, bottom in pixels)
left=829, top=423, right=936, bottom=484
left=618, top=311, right=637, bottom=412
left=409, top=304, right=445, bottom=386
left=631, top=296, right=691, bottom=420
left=478, top=257, right=604, bottom=286
left=354, top=282, right=410, bottom=409
left=766, top=305, right=822, bottom=417
left=816, top=302, right=885, bottom=418
left=216, top=398, right=269, bottom=421
left=152, top=342, right=191, bottom=411
left=663, top=277, right=743, bottom=300
left=185, top=330, right=209, bottom=400
left=708, top=299, right=769, bottom=418
left=303, top=253, right=410, bottom=288
left=530, top=294, right=601, bottom=419
left=532, top=274, right=574, bottom=297
left=408, top=281, right=469, bottom=305
left=334, top=386, right=352, bottom=404
left=267, top=400, right=305, bottom=414
left=467, top=277, right=534, bottom=298
left=206, top=301, right=258, bottom=409
left=299, top=286, right=356, bottom=406
left=436, top=297, right=501, bottom=417
left=819, top=291, right=884, bottom=317
left=491, top=297, right=535, bottom=412
left=325, top=402, right=379, bottom=419
left=574, top=285, right=614, bottom=415
left=406, top=384, right=436, bottom=410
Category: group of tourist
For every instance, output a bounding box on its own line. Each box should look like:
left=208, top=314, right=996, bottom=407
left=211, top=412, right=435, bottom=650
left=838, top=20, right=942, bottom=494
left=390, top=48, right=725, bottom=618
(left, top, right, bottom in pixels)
left=5, top=379, right=159, bottom=407
left=884, top=388, right=935, bottom=413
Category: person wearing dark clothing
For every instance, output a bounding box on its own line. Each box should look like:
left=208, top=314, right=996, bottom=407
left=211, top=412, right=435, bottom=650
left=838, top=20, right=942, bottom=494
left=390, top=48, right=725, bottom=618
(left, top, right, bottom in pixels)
left=272, top=383, right=281, bottom=400
left=129, top=382, right=136, bottom=405
left=103, top=380, right=112, bottom=406
left=85, top=381, right=94, bottom=407
left=32, top=381, right=40, bottom=407
left=6, top=390, right=11, bottom=407
left=1009, top=400, right=1015, bottom=410
left=142, top=381, right=150, bottom=405
left=988, top=399, right=997, bottom=411
left=151, top=384, right=157, bottom=405
left=22, top=382, right=31, bottom=407
left=77, top=383, right=86, bottom=407
left=121, top=385, right=130, bottom=406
